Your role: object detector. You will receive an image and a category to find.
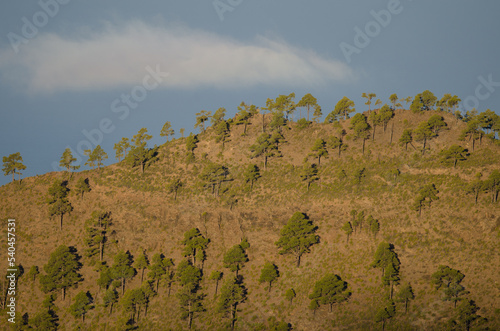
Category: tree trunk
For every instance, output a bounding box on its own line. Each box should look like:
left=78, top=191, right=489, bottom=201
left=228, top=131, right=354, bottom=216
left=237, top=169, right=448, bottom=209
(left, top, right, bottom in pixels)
left=60, top=214, right=63, bottom=231
left=390, top=123, right=394, bottom=144
left=422, top=138, right=426, bottom=155
left=372, top=126, right=376, bottom=141
left=63, top=287, right=66, bottom=301
left=122, top=279, right=125, bottom=295
left=100, top=240, right=103, bottom=261
left=269, top=281, right=272, bottom=293
left=231, top=304, right=237, bottom=331
left=405, top=299, right=408, bottom=314
left=214, top=280, right=219, bottom=298
left=296, top=254, right=301, bottom=267
left=141, top=268, right=145, bottom=282
left=141, top=162, right=145, bottom=174
left=362, top=139, right=365, bottom=155
left=264, top=156, right=268, bottom=170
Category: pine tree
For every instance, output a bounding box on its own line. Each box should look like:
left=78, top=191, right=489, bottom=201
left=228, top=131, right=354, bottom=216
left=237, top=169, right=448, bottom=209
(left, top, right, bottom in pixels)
left=110, top=251, right=136, bottom=295
left=431, top=265, right=467, bottom=307
left=275, top=212, right=319, bottom=267
left=59, top=148, right=80, bottom=174
left=349, top=113, right=371, bottom=154
left=259, top=262, right=279, bottom=293
left=396, top=283, right=415, bottom=313
left=39, top=245, right=82, bottom=300
left=2, top=152, right=26, bottom=182
left=249, top=133, right=279, bottom=169
left=217, top=276, right=247, bottom=331
left=285, top=288, right=296, bottom=305
left=309, top=138, right=328, bottom=165
left=209, top=271, right=223, bottom=297
left=399, top=129, right=413, bottom=151
left=223, top=244, right=248, bottom=276
left=195, top=110, right=211, bottom=133
left=69, top=291, right=94, bottom=322
left=126, top=128, right=155, bottom=174
left=181, top=228, right=209, bottom=267
left=74, top=177, right=91, bottom=199
left=134, top=251, right=149, bottom=282
left=300, top=163, right=319, bottom=192
left=114, top=137, right=130, bottom=161
left=297, top=93, right=319, bottom=121
left=439, top=145, right=468, bottom=168
left=177, top=260, right=204, bottom=329
left=309, top=274, right=351, bottom=312
left=160, top=121, right=175, bottom=142
left=46, top=180, right=73, bottom=230
left=103, top=288, right=118, bottom=315
left=243, top=164, right=260, bottom=191
left=341, top=221, right=353, bottom=244
left=375, top=300, right=396, bottom=331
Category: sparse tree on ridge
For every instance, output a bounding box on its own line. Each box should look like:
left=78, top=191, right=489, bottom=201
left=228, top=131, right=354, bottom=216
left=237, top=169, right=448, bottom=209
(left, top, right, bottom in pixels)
left=297, top=93, right=319, bottom=121
left=114, top=137, right=130, bottom=161
left=362, top=92, right=376, bottom=113
left=110, top=250, right=136, bottom=295
left=84, top=145, right=108, bottom=171
left=341, top=221, right=353, bottom=244
left=2, top=152, right=26, bottom=182
left=431, top=265, right=468, bottom=307
left=59, top=148, right=80, bottom=174
left=126, top=128, right=155, bottom=174
left=195, top=110, right=211, bottom=133
left=134, top=251, right=149, bottom=282
left=413, top=183, right=439, bottom=216
left=181, top=228, right=209, bottom=267
left=335, top=96, right=356, bottom=120
left=160, top=121, right=175, bottom=142
left=211, top=107, right=226, bottom=127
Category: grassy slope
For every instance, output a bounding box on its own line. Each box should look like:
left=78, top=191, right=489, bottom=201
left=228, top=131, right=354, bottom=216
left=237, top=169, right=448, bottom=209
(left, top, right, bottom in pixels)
left=1, top=109, right=499, bottom=330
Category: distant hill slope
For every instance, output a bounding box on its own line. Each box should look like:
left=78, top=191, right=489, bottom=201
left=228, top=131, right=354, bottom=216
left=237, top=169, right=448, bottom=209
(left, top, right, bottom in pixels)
left=1, top=108, right=499, bottom=330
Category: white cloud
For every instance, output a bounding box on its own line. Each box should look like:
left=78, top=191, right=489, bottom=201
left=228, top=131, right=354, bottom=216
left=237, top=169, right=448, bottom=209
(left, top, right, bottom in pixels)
left=0, top=21, right=356, bottom=93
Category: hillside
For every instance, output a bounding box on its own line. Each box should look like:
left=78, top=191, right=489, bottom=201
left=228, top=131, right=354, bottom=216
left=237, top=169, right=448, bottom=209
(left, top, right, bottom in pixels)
left=1, top=106, right=500, bottom=330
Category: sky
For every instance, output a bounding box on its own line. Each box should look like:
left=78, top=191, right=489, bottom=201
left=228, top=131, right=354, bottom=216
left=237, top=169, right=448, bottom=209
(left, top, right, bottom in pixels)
left=1, top=0, right=499, bottom=186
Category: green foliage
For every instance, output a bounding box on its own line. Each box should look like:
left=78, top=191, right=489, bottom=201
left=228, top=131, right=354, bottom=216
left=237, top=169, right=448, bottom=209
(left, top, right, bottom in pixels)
left=378, top=104, right=394, bottom=132
left=39, top=245, right=82, bottom=300
left=296, top=118, right=311, bottom=129
left=375, top=300, right=396, bottom=330
left=297, top=93, right=319, bottom=121
left=195, top=110, right=211, bottom=133
left=209, top=270, right=223, bottom=297
left=59, top=148, right=80, bottom=173
left=310, top=138, right=328, bottom=165
left=217, top=276, right=247, bottom=330
left=74, top=177, right=91, bottom=199
left=259, top=262, right=279, bottom=292
left=2, top=152, right=26, bottom=182
left=349, top=113, right=371, bottom=154
left=84, top=145, right=108, bottom=170
left=134, top=251, right=149, bottom=282
left=214, top=120, right=231, bottom=150
left=341, top=221, right=353, bottom=244
left=103, top=288, right=119, bottom=315
left=223, top=244, right=248, bottom=275
left=125, top=128, right=156, bottom=174
left=367, top=215, right=380, bottom=239
left=199, top=162, right=230, bottom=197
left=486, top=169, right=500, bottom=203
left=29, top=309, right=59, bottom=330
left=371, top=242, right=400, bottom=277
left=186, top=133, right=199, bottom=154
left=28, top=265, right=39, bottom=282
left=111, top=251, right=136, bottom=295
left=46, top=180, right=73, bottom=230
left=431, top=265, right=467, bottom=307
left=456, top=299, right=481, bottom=331
left=235, top=102, right=257, bottom=134
left=399, top=129, right=413, bottom=150
left=211, top=107, right=226, bottom=126
left=309, top=274, right=351, bottom=312
left=181, top=228, right=209, bottom=266
left=428, top=114, right=447, bottom=134
left=148, top=253, right=174, bottom=292
left=440, top=145, right=468, bottom=168
left=167, top=178, right=183, bottom=200
left=160, top=121, right=175, bottom=142
left=327, top=136, right=347, bottom=157
left=330, top=96, right=355, bottom=121
left=243, top=164, right=260, bottom=190
left=114, top=137, right=131, bottom=162
left=353, top=168, right=366, bottom=185
left=413, top=121, right=436, bottom=154
left=300, top=163, right=319, bottom=191
left=249, top=133, right=279, bottom=169
left=413, top=183, right=439, bottom=216
left=396, top=283, right=415, bottom=313
left=69, top=291, right=94, bottom=322
left=362, top=92, right=376, bottom=112
left=285, top=288, right=296, bottom=305
left=275, top=212, right=319, bottom=267
left=410, top=94, right=424, bottom=113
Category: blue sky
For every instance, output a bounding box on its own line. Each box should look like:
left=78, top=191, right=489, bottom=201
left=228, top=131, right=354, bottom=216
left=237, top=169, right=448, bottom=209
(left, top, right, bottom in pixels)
left=1, top=0, right=499, bottom=186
